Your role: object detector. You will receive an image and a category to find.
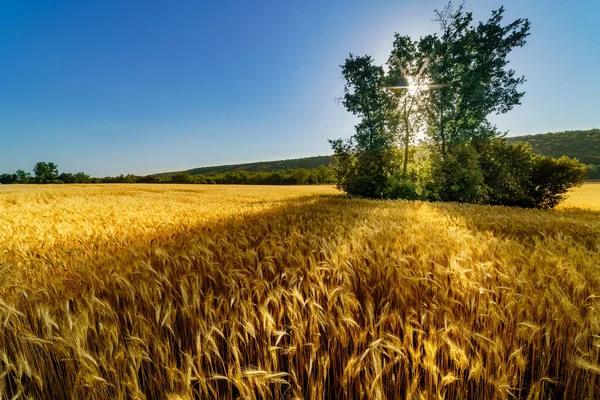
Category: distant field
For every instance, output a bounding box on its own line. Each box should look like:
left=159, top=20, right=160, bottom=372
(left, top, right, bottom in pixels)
left=558, top=181, right=600, bottom=210
left=0, top=184, right=598, bottom=399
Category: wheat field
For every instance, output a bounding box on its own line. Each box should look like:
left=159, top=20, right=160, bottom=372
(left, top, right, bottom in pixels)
left=0, top=183, right=598, bottom=399
left=557, top=182, right=600, bottom=211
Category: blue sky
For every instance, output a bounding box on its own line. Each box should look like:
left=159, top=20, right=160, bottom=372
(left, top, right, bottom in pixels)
left=1, top=0, right=598, bottom=176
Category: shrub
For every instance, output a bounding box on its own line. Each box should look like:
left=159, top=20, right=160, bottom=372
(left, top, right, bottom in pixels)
left=529, top=154, right=588, bottom=209
left=429, top=144, right=486, bottom=203
left=475, top=139, right=588, bottom=208
left=383, top=175, right=420, bottom=200
left=475, top=139, right=534, bottom=207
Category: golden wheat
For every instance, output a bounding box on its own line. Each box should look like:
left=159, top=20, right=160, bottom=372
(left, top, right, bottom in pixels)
left=0, top=183, right=598, bottom=399
left=557, top=181, right=600, bottom=211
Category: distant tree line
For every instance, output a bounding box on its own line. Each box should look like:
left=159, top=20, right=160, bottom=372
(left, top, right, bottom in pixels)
left=331, top=3, right=588, bottom=209
left=0, top=162, right=91, bottom=184
left=97, top=166, right=334, bottom=185
left=176, top=156, right=336, bottom=176
left=165, top=166, right=334, bottom=185
left=0, top=162, right=334, bottom=186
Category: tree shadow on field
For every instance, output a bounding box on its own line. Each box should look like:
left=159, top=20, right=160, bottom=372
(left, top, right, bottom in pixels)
left=3, top=194, right=600, bottom=399
left=0, top=193, right=389, bottom=400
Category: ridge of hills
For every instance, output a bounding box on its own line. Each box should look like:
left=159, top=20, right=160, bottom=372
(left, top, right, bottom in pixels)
left=155, top=129, right=599, bottom=178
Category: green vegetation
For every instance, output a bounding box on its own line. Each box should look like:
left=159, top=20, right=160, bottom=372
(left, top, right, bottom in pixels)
left=156, top=155, right=335, bottom=177
left=507, top=129, right=600, bottom=178
left=330, top=3, right=587, bottom=208
left=0, top=160, right=335, bottom=186
left=138, top=155, right=337, bottom=186
left=0, top=162, right=91, bottom=184
left=96, top=166, right=335, bottom=185
left=1, top=128, right=594, bottom=191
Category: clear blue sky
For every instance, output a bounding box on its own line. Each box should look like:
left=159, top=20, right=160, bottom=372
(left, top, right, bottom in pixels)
left=1, top=0, right=598, bottom=176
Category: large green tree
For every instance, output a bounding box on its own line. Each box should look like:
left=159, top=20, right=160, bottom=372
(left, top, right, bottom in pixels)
left=330, top=54, right=399, bottom=197
left=15, top=169, right=31, bottom=184
left=33, top=161, right=59, bottom=183
left=421, top=3, right=530, bottom=154
left=386, top=35, right=428, bottom=175
left=331, top=2, right=585, bottom=208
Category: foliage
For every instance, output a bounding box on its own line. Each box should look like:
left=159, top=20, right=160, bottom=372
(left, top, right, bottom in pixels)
left=474, top=139, right=533, bottom=206
left=422, top=4, right=530, bottom=154
left=92, top=167, right=336, bottom=185
left=169, top=172, right=193, bottom=184
left=58, top=172, right=92, bottom=184
left=329, top=138, right=357, bottom=191
left=507, top=128, right=600, bottom=178
left=529, top=154, right=588, bottom=208
left=382, top=175, right=419, bottom=200
left=0, top=184, right=598, bottom=398
left=330, top=54, right=400, bottom=198
left=446, top=138, right=587, bottom=208
left=157, top=155, right=336, bottom=177
left=33, top=161, right=59, bottom=183
left=0, top=162, right=90, bottom=185
left=331, top=2, right=587, bottom=209
left=425, top=139, right=587, bottom=208
left=0, top=173, right=17, bottom=184
left=428, top=143, right=486, bottom=203
left=387, top=34, right=428, bottom=175
left=15, top=169, right=32, bottom=183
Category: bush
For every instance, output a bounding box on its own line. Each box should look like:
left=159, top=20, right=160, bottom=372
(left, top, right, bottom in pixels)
left=429, top=144, right=486, bottom=203
left=475, top=139, right=533, bottom=207
left=331, top=145, right=401, bottom=198
left=383, top=175, right=420, bottom=200
left=475, top=139, right=588, bottom=208
left=529, top=154, right=588, bottom=209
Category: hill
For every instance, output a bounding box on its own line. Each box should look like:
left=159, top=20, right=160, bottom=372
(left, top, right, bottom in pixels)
left=155, top=155, right=335, bottom=177
left=507, top=129, right=600, bottom=178
left=154, top=129, right=599, bottom=179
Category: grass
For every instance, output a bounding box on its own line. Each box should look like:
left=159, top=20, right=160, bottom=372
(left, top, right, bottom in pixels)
left=0, top=183, right=598, bottom=399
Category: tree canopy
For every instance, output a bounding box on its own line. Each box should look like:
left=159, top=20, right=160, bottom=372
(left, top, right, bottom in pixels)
left=330, top=2, right=587, bottom=208
left=33, top=162, right=59, bottom=184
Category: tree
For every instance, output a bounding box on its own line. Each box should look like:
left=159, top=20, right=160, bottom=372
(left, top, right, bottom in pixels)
left=0, top=173, right=16, bottom=184
left=330, top=2, right=585, bottom=208
left=58, top=172, right=75, bottom=184
left=73, top=172, right=91, bottom=183
left=421, top=3, right=531, bottom=155
left=475, top=138, right=588, bottom=208
left=387, top=34, right=428, bottom=175
left=474, top=138, right=533, bottom=206
left=314, top=165, right=333, bottom=184
left=294, top=168, right=310, bottom=185
left=429, top=143, right=486, bottom=203
left=33, top=162, right=59, bottom=183
left=529, top=154, right=588, bottom=209
left=330, top=54, right=400, bottom=197
left=15, top=169, right=31, bottom=184
left=170, top=172, right=192, bottom=184
left=331, top=4, right=530, bottom=198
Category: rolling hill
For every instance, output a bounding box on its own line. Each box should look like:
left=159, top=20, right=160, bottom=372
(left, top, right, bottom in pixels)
left=155, top=155, right=335, bottom=177
left=155, top=129, right=599, bottom=179
left=507, top=129, right=600, bottom=178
